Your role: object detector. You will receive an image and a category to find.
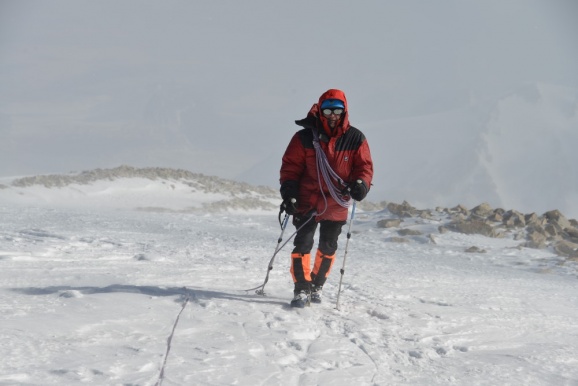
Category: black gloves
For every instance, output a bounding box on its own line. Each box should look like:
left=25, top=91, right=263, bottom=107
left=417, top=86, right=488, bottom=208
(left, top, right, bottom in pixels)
left=344, top=179, right=368, bottom=201
left=280, top=180, right=299, bottom=215
left=282, top=197, right=298, bottom=215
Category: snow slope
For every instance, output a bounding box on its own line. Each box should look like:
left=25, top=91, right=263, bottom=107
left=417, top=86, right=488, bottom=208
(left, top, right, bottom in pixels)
left=0, top=167, right=279, bottom=214
left=1, top=175, right=578, bottom=385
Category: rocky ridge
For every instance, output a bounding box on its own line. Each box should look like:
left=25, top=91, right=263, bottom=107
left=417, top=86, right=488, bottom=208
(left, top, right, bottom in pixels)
left=4, top=166, right=578, bottom=261
left=374, top=200, right=578, bottom=261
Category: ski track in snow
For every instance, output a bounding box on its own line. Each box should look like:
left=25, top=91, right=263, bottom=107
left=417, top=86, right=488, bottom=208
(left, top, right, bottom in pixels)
left=1, top=206, right=578, bottom=385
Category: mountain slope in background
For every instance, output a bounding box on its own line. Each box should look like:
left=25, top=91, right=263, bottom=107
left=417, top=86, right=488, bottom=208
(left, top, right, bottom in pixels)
left=0, top=165, right=279, bottom=213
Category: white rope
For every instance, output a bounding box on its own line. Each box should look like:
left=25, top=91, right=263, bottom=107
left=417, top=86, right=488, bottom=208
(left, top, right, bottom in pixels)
left=312, top=128, right=351, bottom=216
left=154, top=290, right=191, bottom=386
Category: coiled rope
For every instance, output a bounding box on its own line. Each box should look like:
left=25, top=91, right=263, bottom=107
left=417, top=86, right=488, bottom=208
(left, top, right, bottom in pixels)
left=312, top=128, right=352, bottom=216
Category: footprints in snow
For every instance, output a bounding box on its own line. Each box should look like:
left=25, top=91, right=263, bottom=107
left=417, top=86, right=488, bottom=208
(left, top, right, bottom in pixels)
left=345, top=287, right=472, bottom=364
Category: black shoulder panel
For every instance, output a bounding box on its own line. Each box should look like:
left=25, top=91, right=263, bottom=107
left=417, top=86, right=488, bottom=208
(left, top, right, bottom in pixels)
left=336, top=126, right=366, bottom=151
left=296, top=126, right=366, bottom=150
left=297, top=128, right=315, bottom=149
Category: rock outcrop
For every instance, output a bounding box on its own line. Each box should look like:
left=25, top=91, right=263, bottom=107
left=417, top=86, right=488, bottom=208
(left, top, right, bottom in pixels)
left=374, top=200, right=578, bottom=260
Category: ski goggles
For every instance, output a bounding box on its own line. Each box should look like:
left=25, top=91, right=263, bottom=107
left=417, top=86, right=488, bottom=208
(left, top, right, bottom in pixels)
left=322, top=108, right=344, bottom=116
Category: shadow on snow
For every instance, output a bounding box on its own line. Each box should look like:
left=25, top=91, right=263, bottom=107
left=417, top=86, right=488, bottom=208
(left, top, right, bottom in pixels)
left=10, top=284, right=288, bottom=307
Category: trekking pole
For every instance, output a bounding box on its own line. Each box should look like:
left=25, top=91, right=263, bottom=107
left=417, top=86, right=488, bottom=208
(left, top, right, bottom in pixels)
left=247, top=212, right=291, bottom=295
left=335, top=200, right=357, bottom=311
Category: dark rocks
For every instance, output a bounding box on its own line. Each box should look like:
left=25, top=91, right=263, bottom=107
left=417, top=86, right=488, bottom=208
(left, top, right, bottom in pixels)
left=387, top=201, right=418, bottom=218
left=398, top=229, right=423, bottom=236
left=503, top=210, right=526, bottom=228
left=377, top=219, right=402, bottom=228
left=446, top=219, right=500, bottom=238
left=470, top=203, right=494, bottom=218
left=553, top=240, right=578, bottom=259
left=375, top=199, right=578, bottom=259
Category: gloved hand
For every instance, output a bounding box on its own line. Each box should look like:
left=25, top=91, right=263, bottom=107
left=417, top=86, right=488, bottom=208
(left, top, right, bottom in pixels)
left=282, top=197, right=298, bottom=215
left=280, top=180, right=299, bottom=215
left=344, top=179, right=368, bottom=201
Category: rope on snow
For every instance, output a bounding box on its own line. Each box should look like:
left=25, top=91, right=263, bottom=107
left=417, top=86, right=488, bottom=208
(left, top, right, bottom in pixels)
left=154, top=288, right=191, bottom=386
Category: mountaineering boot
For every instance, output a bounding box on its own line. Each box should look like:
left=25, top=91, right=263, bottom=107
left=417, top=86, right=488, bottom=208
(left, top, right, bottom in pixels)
left=310, top=288, right=322, bottom=304
left=290, top=290, right=310, bottom=308
left=290, top=281, right=311, bottom=308
left=310, top=285, right=322, bottom=304
left=310, top=249, right=334, bottom=305
left=290, top=253, right=312, bottom=308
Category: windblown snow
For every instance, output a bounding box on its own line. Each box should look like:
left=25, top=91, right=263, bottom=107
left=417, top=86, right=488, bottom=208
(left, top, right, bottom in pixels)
left=1, top=169, right=577, bottom=385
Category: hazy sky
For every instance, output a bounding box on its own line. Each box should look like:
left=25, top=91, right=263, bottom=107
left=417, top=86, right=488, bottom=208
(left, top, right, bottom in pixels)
left=1, top=1, right=578, bottom=200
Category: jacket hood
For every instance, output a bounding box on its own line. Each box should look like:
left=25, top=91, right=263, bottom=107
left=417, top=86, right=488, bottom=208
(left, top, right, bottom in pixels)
left=318, top=89, right=348, bottom=112
left=295, top=89, right=350, bottom=137
left=318, top=89, right=350, bottom=137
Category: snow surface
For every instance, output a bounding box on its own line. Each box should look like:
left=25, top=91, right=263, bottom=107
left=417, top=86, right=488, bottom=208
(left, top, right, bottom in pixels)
left=1, top=179, right=578, bottom=385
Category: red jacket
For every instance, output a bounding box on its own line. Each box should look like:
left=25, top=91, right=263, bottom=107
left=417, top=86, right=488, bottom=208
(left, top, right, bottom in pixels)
left=280, top=89, right=373, bottom=222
